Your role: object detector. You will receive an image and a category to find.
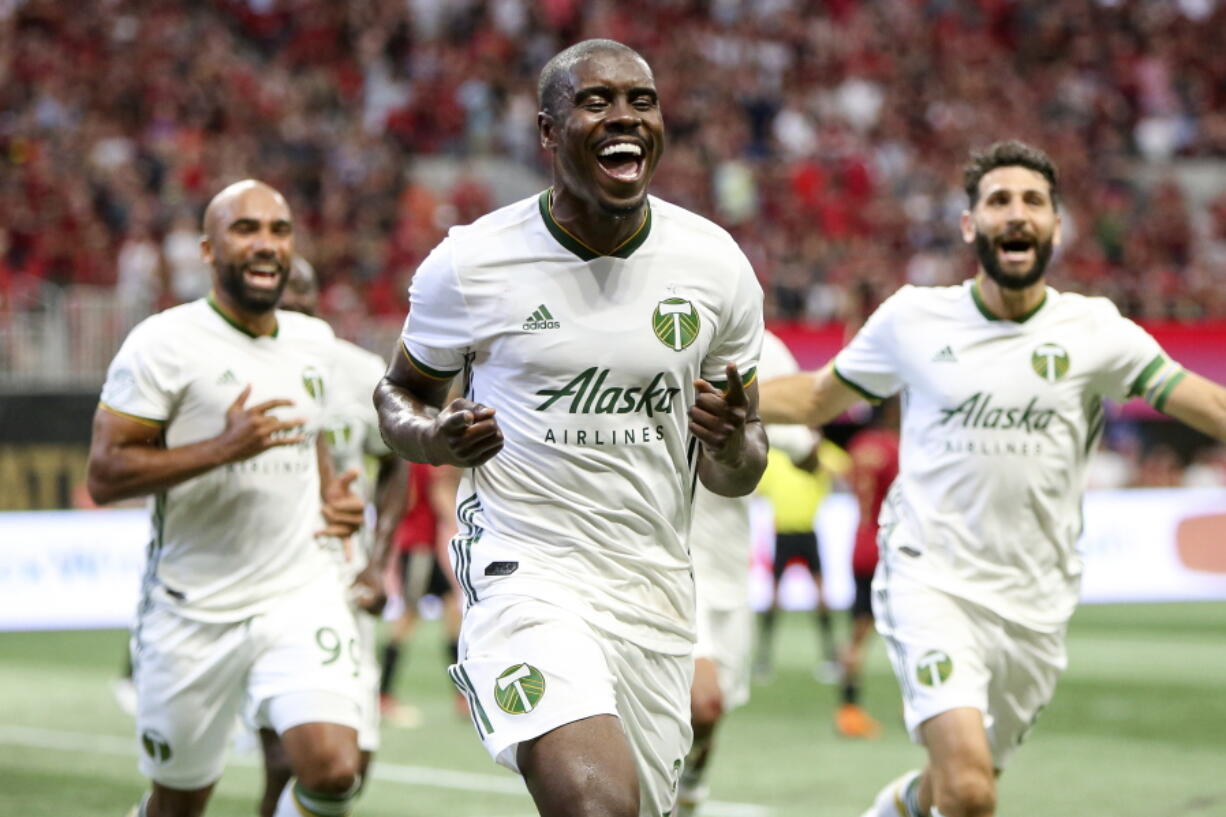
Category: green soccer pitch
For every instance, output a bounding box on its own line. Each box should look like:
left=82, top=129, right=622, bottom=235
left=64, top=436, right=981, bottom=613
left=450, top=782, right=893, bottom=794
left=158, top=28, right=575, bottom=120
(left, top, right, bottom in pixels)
left=2, top=603, right=1224, bottom=817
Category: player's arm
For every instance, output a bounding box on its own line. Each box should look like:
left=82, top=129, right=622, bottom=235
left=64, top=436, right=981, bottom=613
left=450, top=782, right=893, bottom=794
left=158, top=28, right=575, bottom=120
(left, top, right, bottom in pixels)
left=316, top=435, right=364, bottom=539
left=850, top=444, right=882, bottom=522
left=690, top=363, right=768, bottom=498
left=86, top=386, right=305, bottom=505
left=1158, top=371, right=1226, bottom=442
left=758, top=362, right=864, bottom=426
left=370, top=455, right=409, bottom=572
left=374, top=343, right=502, bottom=467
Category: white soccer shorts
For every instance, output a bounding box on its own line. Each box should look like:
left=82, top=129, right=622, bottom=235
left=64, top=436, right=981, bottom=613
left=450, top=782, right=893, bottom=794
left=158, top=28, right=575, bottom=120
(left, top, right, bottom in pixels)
left=693, top=601, right=753, bottom=712
left=872, top=572, right=1066, bottom=768
left=133, top=578, right=365, bottom=789
left=449, top=594, right=694, bottom=817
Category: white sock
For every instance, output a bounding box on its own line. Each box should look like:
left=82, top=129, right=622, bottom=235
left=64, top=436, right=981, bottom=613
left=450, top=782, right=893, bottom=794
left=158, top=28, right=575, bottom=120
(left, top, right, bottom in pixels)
left=272, top=778, right=360, bottom=817
left=902, top=772, right=925, bottom=817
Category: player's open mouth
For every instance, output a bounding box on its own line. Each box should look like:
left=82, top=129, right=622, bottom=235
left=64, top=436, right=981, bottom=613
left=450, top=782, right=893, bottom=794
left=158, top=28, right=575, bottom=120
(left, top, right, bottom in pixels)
left=997, top=237, right=1035, bottom=265
left=596, top=140, right=646, bottom=184
left=243, top=262, right=283, bottom=290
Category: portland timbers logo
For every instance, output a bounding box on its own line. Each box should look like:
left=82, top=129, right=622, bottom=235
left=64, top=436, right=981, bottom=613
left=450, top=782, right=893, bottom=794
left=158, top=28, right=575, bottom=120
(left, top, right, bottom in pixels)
left=653, top=297, right=699, bottom=351
left=140, top=729, right=173, bottom=764
left=302, top=365, right=326, bottom=403
left=915, top=650, right=953, bottom=687
left=1031, top=343, right=1070, bottom=383
left=495, top=663, right=546, bottom=714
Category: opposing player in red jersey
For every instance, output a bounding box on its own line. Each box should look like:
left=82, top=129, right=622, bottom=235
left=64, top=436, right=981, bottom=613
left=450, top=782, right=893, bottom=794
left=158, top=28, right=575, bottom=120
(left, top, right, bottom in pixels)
left=377, top=462, right=460, bottom=723
left=836, top=397, right=900, bottom=739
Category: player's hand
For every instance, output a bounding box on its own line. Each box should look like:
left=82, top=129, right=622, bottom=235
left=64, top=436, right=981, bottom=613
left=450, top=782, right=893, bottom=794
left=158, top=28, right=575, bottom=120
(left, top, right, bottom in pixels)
left=216, top=385, right=307, bottom=462
left=427, top=398, right=503, bottom=467
left=689, top=363, right=750, bottom=467
left=319, top=468, right=365, bottom=545
left=350, top=563, right=387, bottom=615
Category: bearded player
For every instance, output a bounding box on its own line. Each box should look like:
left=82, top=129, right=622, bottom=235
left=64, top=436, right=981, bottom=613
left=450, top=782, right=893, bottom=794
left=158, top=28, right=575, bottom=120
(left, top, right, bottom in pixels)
left=759, top=141, right=1226, bottom=817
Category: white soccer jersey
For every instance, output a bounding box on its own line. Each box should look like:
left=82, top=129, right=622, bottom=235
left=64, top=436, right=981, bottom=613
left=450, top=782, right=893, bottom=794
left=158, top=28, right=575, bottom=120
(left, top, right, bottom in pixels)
left=99, top=298, right=342, bottom=622
left=689, top=330, right=810, bottom=611
left=401, top=191, right=765, bottom=655
left=322, top=338, right=391, bottom=574
left=836, top=280, right=1182, bottom=631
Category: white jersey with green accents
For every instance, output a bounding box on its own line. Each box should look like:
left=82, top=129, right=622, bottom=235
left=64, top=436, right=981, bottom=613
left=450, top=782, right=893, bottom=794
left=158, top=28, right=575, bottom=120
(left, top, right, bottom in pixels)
left=99, top=298, right=342, bottom=622
left=689, top=330, right=808, bottom=611
left=401, top=191, right=765, bottom=655
left=322, top=338, right=392, bottom=576
left=835, top=280, right=1182, bottom=631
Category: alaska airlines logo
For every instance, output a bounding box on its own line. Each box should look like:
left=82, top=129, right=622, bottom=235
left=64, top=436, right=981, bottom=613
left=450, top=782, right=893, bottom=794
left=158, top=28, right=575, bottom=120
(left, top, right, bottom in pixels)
left=534, top=367, right=681, bottom=416
left=937, top=392, right=1055, bottom=432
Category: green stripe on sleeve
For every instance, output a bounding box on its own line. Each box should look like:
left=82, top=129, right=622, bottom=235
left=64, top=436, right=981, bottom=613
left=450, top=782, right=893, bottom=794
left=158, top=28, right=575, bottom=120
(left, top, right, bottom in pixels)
left=1153, top=369, right=1187, bottom=413
left=399, top=341, right=461, bottom=380
left=832, top=365, right=884, bottom=403
left=1129, top=354, right=1166, bottom=398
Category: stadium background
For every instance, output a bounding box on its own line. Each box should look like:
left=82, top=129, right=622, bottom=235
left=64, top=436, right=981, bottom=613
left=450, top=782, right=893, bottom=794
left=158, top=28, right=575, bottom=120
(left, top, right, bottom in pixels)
left=1, top=1, right=1225, bottom=815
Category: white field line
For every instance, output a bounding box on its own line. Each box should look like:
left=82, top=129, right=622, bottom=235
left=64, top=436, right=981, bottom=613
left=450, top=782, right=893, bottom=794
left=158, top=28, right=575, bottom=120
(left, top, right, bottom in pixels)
left=0, top=724, right=770, bottom=817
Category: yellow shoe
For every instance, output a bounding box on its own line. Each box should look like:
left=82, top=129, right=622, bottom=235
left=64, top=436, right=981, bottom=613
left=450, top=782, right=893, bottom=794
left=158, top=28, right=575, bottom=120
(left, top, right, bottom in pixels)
left=836, top=702, right=882, bottom=739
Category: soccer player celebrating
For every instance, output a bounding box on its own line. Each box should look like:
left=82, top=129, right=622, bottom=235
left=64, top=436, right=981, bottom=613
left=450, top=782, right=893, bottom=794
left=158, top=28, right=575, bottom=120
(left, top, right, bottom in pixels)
left=88, top=181, right=368, bottom=817
left=375, top=39, right=768, bottom=817
left=758, top=141, right=1226, bottom=817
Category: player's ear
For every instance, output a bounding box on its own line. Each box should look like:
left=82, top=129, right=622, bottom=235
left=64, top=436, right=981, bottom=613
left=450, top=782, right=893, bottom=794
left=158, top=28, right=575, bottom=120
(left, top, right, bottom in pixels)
left=200, top=236, right=214, bottom=265
left=1052, top=208, right=1063, bottom=247
left=539, top=112, right=557, bottom=151
left=959, top=210, right=975, bottom=244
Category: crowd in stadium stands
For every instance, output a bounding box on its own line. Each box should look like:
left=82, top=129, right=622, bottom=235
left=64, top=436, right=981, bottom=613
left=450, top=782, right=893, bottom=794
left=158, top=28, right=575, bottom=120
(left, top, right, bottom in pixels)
left=5, top=0, right=1226, bottom=331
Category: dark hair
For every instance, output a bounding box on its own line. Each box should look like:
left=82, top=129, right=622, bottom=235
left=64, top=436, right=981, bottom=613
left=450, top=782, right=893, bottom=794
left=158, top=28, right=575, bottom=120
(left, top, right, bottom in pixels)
left=537, top=39, right=646, bottom=120
left=963, top=140, right=1059, bottom=207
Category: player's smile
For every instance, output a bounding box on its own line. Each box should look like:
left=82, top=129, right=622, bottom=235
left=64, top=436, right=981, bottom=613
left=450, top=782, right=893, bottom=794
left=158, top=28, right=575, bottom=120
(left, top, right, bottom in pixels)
left=242, top=257, right=288, bottom=292
left=594, top=137, right=647, bottom=186
left=995, top=230, right=1037, bottom=270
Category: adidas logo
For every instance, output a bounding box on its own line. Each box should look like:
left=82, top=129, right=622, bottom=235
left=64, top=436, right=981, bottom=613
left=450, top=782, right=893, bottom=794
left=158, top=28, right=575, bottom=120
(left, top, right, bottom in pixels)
left=932, top=346, right=957, bottom=363
left=523, top=304, right=560, bottom=331
left=216, top=369, right=238, bottom=385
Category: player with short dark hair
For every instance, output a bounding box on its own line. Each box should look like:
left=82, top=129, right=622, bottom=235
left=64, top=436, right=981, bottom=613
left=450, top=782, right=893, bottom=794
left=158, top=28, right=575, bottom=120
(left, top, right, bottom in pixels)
left=375, top=38, right=768, bottom=817
left=759, top=140, right=1226, bottom=817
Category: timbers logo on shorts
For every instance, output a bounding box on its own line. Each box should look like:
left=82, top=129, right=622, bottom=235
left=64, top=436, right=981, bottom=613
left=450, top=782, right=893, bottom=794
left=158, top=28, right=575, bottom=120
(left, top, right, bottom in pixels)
left=915, top=650, right=954, bottom=687
left=494, top=663, right=546, bottom=714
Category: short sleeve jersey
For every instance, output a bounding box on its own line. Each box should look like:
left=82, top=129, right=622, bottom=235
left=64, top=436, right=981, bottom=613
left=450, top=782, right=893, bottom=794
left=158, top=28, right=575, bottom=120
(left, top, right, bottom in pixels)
left=835, top=280, right=1182, bottom=631
left=400, top=192, right=765, bottom=655
left=322, top=338, right=391, bottom=576
left=689, top=331, right=806, bottom=612
left=99, top=298, right=341, bottom=622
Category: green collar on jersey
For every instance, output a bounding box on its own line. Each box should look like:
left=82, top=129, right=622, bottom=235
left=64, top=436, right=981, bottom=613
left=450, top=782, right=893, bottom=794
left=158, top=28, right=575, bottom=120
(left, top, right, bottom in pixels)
left=971, top=279, right=1047, bottom=324
left=207, top=292, right=279, bottom=338
left=538, top=190, right=652, bottom=261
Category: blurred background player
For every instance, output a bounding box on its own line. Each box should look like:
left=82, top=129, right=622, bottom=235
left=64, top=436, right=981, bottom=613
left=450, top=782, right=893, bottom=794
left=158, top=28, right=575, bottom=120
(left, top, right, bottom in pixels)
left=752, top=425, right=849, bottom=683
left=676, top=330, right=815, bottom=817
left=835, top=397, right=900, bottom=740
left=88, top=180, right=368, bottom=817
left=256, top=255, right=407, bottom=816
left=378, top=461, right=461, bottom=725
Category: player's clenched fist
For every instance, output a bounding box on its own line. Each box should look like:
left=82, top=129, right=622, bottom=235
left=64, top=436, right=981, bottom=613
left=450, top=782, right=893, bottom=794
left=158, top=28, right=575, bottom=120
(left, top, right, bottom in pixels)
left=427, top=397, right=504, bottom=467
left=689, top=362, right=750, bottom=466
left=216, top=384, right=307, bottom=462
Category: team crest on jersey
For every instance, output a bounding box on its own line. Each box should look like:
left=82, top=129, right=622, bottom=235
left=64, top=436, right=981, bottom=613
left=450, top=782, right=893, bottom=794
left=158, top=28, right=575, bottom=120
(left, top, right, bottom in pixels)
left=495, top=663, right=546, bottom=714
left=301, top=365, right=326, bottom=403
left=1031, top=343, right=1070, bottom=383
left=140, top=729, right=173, bottom=764
left=653, top=297, right=699, bottom=351
left=915, top=650, right=953, bottom=687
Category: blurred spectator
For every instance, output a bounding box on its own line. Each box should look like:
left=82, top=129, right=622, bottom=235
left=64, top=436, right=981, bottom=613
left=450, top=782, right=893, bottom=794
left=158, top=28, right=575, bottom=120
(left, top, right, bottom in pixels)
left=4, top=0, right=1226, bottom=335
